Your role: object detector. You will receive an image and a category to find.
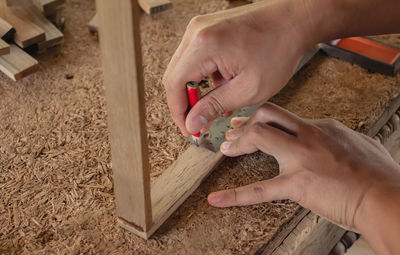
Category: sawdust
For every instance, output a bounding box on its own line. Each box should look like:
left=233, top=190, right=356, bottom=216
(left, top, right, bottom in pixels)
left=0, top=0, right=400, bottom=254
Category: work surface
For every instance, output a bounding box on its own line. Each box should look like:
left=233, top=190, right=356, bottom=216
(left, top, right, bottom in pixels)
left=1, top=0, right=400, bottom=254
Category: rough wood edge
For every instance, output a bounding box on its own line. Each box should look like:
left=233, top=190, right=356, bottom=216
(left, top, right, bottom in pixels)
left=0, top=38, right=9, bottom=55
left=258, top=93, right=400, bottom=255
left=97, top=0, right=153, bottom=231
left=0, top=44, right=39, bottom=81
left=138, top=0, right=171, bottom=15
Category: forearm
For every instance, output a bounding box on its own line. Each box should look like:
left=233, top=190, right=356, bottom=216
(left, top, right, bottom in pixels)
left=303, top=0, right=400, bottom=46
left=355, top=184, right=400, bottom=254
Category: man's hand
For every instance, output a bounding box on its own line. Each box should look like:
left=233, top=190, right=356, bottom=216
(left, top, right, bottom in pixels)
left=208, top=103, right=400, bottom=233
left=163, top=0, right=314, bottom=136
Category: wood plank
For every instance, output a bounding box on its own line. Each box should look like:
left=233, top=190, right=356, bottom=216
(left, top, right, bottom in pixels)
left=96, top=0, right=152, bottom=232
left=0, top=37, right=10, bottom=55
left=0, top=0, right=45, bottom=48
left=0, top=44, right=38, bottom=81
left=0, top=17, right=14, bottom=40
left=149, top=146, right=225, bottom=237
left=138, top=0, right=171, bottom=15
left=12, top=6, right=63, bottom=51
left=32, top=0, right=64, bottom=16
left=270, top=214, right=346, bottom=255
left=88, top=13, right=98, bottom=33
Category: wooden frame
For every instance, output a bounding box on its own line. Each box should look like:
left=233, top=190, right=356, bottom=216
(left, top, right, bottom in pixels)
left=97, top=0, right=400, bottom=245
left=97, top=0, right=224, bottom=239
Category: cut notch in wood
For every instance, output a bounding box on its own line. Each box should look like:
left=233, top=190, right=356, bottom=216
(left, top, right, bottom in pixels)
left=0, top=17, right=14, bottom=40
left=138, top=0, right=171, bottom=14
left=0, top=37, right=10, bottom=55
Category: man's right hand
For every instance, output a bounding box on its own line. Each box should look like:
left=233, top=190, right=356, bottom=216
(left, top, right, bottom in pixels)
left=162, top=0, right=314, bottom=136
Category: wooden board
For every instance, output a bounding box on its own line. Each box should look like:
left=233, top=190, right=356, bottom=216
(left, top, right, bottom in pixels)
left=96, top=0, right=152, bottom=232
left=0, top=0, right=45, bottom=48
left=121, top=147, right=225, bottom=238
left=11, top=6, right=63, bottom=51
left=32, top=0, right=64, bottom=16
left=0, top=17, right=14, bottom=40
left=138, top=0, right=171, bottom=15
left=0, top=37, right=10, bottom=54
left=0, top=44, right=38, bottom=80
left=87, top=13, right=98, bottom=33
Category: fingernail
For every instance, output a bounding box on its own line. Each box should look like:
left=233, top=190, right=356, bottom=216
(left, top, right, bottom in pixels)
left=220, top=141, right=231, bottom=152
left=208, top=192, right=221, bottom=204
left=189, top=114, right=208, bottom=133
left=226, top=129, right=240, bottom=140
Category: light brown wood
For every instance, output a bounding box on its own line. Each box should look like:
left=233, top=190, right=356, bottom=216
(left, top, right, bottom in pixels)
left=0, top=44, right=38, bottom=81
left=97, top=0, right=152, bottom=232
left=0, top=37, right=10, bottom=55
left=12, top=6, right=63, bottom=51
left=270, top=213, right=346, bottom=255
left=0, top=0, right=45, bottom=48
left=150, top=146, right=225, bottom=237
left=32, top=0, right=64, bottom=16
left=138, top=0, right=171, bottom=15
left=88, top=13, right=98, bottom=33
left=0, top=17, right=14, bottom=40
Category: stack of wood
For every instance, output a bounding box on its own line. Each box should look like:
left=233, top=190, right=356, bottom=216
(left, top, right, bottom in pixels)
left=0, top=0, right=64, bottom=81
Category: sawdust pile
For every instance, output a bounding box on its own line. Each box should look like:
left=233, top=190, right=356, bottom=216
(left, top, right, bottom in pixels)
left=1, top=0, right=400, bottom=254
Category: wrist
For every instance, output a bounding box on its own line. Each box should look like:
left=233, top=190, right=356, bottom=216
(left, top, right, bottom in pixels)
left=354, top=183, right=400, bottom=254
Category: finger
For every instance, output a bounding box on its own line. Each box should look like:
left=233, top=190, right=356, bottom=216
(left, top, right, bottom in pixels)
left=248, top=103, right=305, bottom=135
left=220, top=122, right=296, bottom=158
left=225, top=127, right=244, bottom=141
left=186, top=74, right=254, bottom=134
left=208, top=175, right=292, bottom=207
left=230, top=117, right=249, bottom=129
left=164, top=50, right=223, bottom=136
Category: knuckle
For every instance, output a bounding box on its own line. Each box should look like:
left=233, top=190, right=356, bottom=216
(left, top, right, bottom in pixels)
left=291, top=172, right=312, bottom=203
left=253, top=103, right=273, bottom=120
left=203, top=93, right=226, bottom=118
left=252, top=182, right=266, bottom=201
left=247, top=123, right=265, bottom=141
left=188, top=15, right=205, bottom=28
left=193, top=28, right=216, bottom=47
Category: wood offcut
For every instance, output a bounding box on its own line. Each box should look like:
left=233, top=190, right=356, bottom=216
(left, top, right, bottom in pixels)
left=138, top=0, right=171, bottom=15
left=0, top=0, right=45, bottom=48
left=0, top=43, right=38, bottom=80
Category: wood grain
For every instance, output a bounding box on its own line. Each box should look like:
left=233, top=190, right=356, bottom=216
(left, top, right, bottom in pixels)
left=138, top=0, right=171, bottom=15
left=150, top=146, right=225, bottom=237
left=0, top=44, right=38, bottom=81
left=0, top=37, right=10, bottom=55
left=0, top=17, right=14, bottom=40
left=96, top=0, right=152, bottom=232
left=12, top=6, right=63, bottom=50
left=0, top=0, right=45, bottom=48
left=32, top=0, right=64, bottom=16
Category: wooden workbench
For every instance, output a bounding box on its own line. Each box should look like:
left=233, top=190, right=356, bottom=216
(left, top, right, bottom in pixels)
left=0, top=0, right=399, bottom=254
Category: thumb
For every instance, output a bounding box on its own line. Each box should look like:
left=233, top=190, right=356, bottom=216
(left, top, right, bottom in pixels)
left=207, top=175, right=292, bottom=207
left=186, top=74, right=253, bottom=134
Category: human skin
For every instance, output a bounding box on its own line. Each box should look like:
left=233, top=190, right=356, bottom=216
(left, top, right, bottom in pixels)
left=209, top=103, right=400, bottom=254
left=162, top=0, right=400, bottom=253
